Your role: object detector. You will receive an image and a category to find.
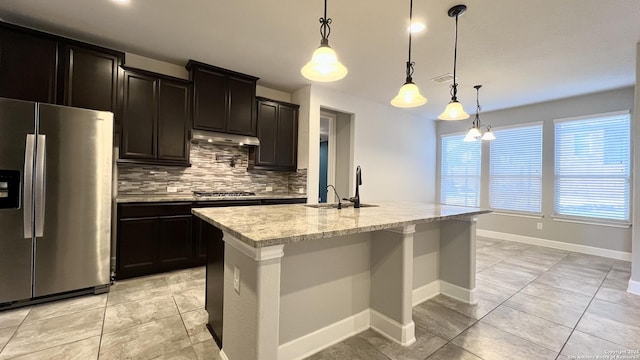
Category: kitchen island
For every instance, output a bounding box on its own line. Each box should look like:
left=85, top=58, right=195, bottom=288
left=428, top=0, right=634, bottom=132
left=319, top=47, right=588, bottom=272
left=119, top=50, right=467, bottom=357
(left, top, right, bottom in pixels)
left=193, top=202, right=490, bottom=360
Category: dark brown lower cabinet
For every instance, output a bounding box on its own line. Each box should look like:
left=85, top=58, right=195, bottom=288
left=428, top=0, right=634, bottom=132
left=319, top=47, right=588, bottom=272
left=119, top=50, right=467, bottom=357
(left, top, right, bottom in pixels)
left=203, top=219, right=224, bottom=347
left=157, top=215, right=192, bottom=270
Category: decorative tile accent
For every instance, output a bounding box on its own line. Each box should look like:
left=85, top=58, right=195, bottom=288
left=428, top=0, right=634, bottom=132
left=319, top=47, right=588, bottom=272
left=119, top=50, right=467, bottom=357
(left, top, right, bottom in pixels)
left=118, top=141, right=307, bottom=196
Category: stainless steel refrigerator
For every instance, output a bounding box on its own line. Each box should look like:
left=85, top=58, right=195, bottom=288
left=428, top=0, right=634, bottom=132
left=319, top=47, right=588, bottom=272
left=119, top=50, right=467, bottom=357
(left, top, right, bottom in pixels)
left=0, top=97, right=113, bottom=305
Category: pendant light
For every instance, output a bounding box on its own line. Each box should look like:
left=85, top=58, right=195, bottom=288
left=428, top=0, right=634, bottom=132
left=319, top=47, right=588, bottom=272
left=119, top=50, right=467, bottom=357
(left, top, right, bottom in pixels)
left=464, top=85, right=495, bottom=141
left=301, top=0, right=348, bottom=82
left=390, top=0, right=427, bottom=108
left=439, top=5, right=470, bottom=120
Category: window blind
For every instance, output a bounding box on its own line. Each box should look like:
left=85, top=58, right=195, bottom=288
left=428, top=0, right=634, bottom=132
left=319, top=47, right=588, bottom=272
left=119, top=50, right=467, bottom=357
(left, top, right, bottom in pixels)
left=489, top=123, right=543, bottom=213
left=441, top=134, right=481, bottom=207
left=554, top=112, right=630, bottom=221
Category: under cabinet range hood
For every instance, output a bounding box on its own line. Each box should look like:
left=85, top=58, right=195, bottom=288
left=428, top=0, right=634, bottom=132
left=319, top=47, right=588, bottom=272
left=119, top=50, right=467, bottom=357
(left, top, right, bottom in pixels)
left=191, top=129, right=260, bottom=146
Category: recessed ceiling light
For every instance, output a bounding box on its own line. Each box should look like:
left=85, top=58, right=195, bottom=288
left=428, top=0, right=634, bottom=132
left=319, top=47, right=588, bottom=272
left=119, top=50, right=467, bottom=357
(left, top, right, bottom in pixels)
left=409, top=22, right=426, bottom=33
left=112, top=0, right=130, bottom=5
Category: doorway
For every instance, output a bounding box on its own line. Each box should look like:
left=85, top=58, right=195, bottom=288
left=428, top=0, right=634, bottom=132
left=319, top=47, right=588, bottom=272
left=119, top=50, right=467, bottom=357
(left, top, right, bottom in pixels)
left=318, top=109, right=352, bottom=204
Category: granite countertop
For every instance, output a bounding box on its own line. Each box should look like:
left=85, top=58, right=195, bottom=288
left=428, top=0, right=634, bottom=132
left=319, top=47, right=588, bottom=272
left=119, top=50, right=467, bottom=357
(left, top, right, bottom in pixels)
left=192, top=202, right=491, bottom=248
left=115, top=194, right=308, bottom=203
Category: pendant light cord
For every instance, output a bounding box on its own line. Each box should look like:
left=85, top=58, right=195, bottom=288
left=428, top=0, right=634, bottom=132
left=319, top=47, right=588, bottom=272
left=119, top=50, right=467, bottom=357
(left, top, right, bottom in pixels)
left=319, top=0, right=332, bottom=45
left=451, top=12, right=460, bottom=100
left=405, top=0, right=415, bottom=82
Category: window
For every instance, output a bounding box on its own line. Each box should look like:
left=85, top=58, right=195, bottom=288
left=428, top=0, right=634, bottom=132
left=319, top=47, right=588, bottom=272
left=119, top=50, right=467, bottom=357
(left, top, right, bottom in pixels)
left=489, top=123, right=543, bottom=213
left=441, top=134, right=481, bottom=207
left=554, top=111, right=631, bottom=222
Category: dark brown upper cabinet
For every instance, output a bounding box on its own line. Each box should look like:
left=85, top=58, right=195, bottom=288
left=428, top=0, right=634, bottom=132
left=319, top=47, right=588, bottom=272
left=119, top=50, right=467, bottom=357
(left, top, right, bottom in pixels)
left=249, top=97, right=299, bottom=171
left=120, top=67, right=191, bottom=167
left=0, top=27, right=58, bottom=103
left=186, top=60, right=259, bottom=137
left=59, top=44, right=123, bottom=121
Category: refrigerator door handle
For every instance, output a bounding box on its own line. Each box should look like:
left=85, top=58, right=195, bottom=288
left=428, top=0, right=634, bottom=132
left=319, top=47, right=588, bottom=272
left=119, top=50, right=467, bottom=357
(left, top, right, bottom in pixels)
left=35, top=134, right=46, bottom=238
left=23, top=134, right=35, bottom=238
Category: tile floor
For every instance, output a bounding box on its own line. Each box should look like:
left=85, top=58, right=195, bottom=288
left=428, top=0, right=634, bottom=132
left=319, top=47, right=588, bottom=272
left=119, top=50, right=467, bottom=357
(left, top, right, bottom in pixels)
left=0, top=267, right=221, bottom=360
left=0, top=238, right=637, bottom=360
left=307, top=237, right=639, bottom=360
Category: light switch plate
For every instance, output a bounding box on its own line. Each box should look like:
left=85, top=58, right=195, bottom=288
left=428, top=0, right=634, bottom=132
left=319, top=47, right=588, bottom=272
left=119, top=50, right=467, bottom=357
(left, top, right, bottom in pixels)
left=298, top=187, right=304, bottom=194
left=167, top=186, right=177, bottom=193
left=266, top=186, right=273, bottom=192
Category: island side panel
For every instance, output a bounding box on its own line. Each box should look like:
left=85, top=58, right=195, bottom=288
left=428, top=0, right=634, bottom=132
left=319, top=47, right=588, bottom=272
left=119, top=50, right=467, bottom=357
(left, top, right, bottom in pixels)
left=412, top=222, right=441, bottom=305
left=222, top=234, right=284, bottom=360
left=369, top=226, right=416, bottom=345
left=278, top=232, right=371, bottom=357
left=439, top=217, right=478, bottom=303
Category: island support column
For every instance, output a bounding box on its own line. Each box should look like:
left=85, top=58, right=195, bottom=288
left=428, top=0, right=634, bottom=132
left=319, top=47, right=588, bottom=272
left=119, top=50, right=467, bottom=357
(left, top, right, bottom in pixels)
left=369, top=224, right=416, bottom=346
left=221, top=233, right=284, bottom=360
left=439, top=217, right=478, bottom=303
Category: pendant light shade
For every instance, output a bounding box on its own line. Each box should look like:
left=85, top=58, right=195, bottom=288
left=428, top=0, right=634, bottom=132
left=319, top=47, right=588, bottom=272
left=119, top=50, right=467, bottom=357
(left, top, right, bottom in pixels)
left=440, top=101, right=468, bottom=120
left=481, top=130, right=496, bottom=141
left=301, top=0, right=347, bottom=82
left=438, top=5, right=469, bottom=120
left=391, top=0, right=427, bottom=108
left=464, top=126, right=481, bottom=141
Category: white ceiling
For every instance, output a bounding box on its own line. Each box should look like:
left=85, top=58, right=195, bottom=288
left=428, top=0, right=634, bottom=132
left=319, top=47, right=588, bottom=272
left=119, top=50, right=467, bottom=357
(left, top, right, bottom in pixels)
left=1, top=0, right=639, bottom=120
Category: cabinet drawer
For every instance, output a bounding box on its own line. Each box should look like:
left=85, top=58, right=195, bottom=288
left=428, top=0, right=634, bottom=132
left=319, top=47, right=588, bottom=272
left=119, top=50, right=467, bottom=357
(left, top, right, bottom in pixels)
left=119, top=203, right=191, bottom=218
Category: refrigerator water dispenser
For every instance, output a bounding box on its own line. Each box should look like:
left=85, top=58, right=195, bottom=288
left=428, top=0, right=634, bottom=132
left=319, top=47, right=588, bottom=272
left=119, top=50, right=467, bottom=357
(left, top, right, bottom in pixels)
left=0, top=170, right=20, bottom=209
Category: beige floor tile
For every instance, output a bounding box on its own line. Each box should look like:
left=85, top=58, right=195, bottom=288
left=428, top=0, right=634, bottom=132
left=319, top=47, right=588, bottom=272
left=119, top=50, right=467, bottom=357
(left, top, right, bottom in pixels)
left=6, top=335, right=100, bottom=360
left=577, top=312, right=640, bottom=349
left=153, top=345, right=198, bottom=360
left=0, top=308, right=103, bottom=359
left=174, top=287, right=205, bottom=313
left=431, top=294, right=500, bottom=320
left=481, top=305, right=572, bottom=352
left=533, top=272, right=600, bottom=297
left=519, top=281, right=592, bottom=310
left=306, top=336, right=390, bottom=360
left=595, top=286, right=640, bottom=308
left=426, top=343, right=482, bottom=360
left=545, top=262, right=607, bottom=286
left=192, top=339, right=222, bottom=360
left=475, top=279, right=518, bottom=304
left=586, top=298, right=640, bottom=328
left=0, top=307, right=30, bottom=329
left=103, top=295, right=179, bottom=334
left=108, top=277, right=171, bottom=306
left=24, top=294, right=106, bottom=323
left=181, top=309, right=213, bottom=345
left=0, top=326, right=17, bottom=352
left=504, top=292, right=585, bottom=328
left=358, top=326, right=447, bottom=360
left=476, top=263, right=537, bottom=291
left=557, top=253, right=613, bottom=272
left=560, top=330, right=629, bottom=358
left=99, top=315, right=191, bottom=360
left=412, top=301, right=476, bottom=341
left=452, top=322, right=557, bottom=360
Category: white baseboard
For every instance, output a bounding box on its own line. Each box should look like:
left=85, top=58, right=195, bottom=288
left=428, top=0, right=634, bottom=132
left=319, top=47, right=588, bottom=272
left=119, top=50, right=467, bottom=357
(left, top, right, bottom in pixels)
left=369, top=309, right=416, bottom=346
left=628, top=280, right=640, bottom=296
left=219, top=350, right=230, bottom=360
left=477, top=229, right=631, bottom=261
left=440, top=281, right=477, bottom=304
left=278, top=309, right=370, bottom=360
left=412, top=280, right=440, bottom=306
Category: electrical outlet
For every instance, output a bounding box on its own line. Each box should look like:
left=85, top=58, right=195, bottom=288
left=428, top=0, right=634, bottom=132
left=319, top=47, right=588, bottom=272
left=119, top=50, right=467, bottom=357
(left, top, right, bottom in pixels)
left=167, top=186, right=177, bottom=193
left=536, top=222, right=543, bottom=230
left=298, top=187, right=304, bottom=194
left=266, top=186, right=273, bottom=192
left=233, top=266, right=240, bottom=294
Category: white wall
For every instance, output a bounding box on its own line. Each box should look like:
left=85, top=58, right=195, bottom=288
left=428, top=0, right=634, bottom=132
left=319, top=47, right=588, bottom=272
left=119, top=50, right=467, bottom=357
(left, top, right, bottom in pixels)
left=295, top=85, right=437, bottom=204
left=632, top=42, right=640, bottom=286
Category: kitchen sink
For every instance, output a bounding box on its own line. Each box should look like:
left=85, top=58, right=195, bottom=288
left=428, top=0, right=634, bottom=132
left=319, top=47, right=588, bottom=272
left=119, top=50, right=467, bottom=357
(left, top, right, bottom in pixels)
left=305, top=203, right=378, bottom=209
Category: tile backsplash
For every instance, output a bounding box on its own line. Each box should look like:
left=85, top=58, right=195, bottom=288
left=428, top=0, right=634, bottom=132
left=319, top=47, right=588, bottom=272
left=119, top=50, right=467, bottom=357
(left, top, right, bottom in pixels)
left=118, top=141, right=307, bottom=195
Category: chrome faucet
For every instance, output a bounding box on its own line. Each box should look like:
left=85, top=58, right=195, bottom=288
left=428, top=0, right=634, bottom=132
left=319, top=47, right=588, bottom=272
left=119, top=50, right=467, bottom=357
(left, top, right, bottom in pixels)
left=344, top=166, right=362, bottom=208
left=326, top=185, right=343, bottom=209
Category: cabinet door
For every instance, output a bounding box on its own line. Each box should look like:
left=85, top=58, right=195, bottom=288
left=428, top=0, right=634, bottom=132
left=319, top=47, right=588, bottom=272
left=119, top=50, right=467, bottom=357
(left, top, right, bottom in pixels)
left=158, top=79, right=190, bottom=163
left=276, top=104, right=298, bottom=170
left=61, top=45, right=122, bottom=114
left=121, top=70, right=157, bottom=159
left=226, top=76, right=256, bottom=136
left=0, top=28, right=57, bottom=103
left=255, top=101, right=278, bottom=166
left=157, top=215, right=192, bottom=271
left=117, top=218, right=157, bottom=279
left=192, top=67, right=226, bottom=131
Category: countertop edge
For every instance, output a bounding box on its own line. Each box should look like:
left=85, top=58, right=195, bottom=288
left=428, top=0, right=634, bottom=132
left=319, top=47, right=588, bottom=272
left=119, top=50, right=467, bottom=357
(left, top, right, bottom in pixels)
left=192, top=207, right=491, bottom=248
left=116, top=194, right=308, bottom=203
